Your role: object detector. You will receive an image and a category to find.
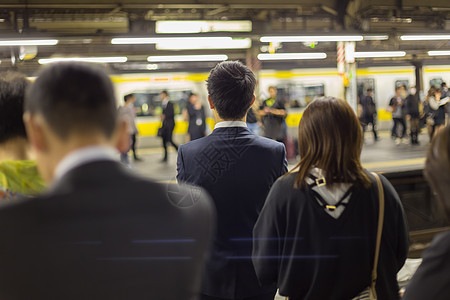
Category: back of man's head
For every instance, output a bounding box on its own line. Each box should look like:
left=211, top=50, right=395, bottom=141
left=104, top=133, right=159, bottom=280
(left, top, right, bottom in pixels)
left=206, top=61, right=256, bottom=120
left=0, top=72, right=28, bottom=144
left=25, top=63, right=117, bottom=139
left=124, top=93, right=134, bottom=103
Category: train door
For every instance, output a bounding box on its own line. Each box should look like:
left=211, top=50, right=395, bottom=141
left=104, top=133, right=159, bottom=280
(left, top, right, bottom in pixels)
left=133, top=90, right=192, bottom=117
left=357, top=78, right=375, bottom=104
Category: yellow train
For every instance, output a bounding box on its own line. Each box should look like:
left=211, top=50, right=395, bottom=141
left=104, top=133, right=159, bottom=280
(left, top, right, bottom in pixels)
left=111, top=65, right=450, bottom=137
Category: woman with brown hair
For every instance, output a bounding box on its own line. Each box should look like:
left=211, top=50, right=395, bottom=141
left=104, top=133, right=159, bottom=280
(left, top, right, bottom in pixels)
left=252, top=97, right=409, bottom=300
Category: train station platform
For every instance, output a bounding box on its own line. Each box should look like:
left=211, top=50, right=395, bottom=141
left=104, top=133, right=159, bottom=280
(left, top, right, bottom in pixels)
left=129, top=131, right=429, bottom=182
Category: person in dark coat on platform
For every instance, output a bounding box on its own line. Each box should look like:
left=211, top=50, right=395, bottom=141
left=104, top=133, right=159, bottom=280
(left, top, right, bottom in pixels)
left=177, top=61, right=288, bottom=300
left=183, top=93, right=206, bottom=141
left=360, top=88, right=379, bottom=142
left=403, top=125, right=450, bottom=300
left=253, top=97, right=408, bottom=300
left=405, top=86, right=421, bottom=145
left=159, top=90, right=178, bottom=162
left=0, top=63, right=215, bottom=300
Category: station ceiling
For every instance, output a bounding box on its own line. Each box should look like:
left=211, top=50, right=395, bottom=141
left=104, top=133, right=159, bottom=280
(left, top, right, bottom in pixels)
left=1, top=0, right=450, bottom=73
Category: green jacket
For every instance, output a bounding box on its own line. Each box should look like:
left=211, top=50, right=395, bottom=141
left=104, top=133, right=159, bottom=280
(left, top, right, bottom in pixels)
left=0, top=160, right=45, bottom=201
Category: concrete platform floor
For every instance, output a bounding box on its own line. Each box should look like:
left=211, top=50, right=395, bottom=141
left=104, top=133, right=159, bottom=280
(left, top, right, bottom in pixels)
left=128, top=131, right=430, bottom=182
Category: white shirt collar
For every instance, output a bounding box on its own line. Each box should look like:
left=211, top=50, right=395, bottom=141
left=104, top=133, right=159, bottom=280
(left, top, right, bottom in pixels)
left=54, top=146, right=118, bottom=181
left=214, top=121, right=247, bottom=129
left=162, top=98, right=169, bottom=107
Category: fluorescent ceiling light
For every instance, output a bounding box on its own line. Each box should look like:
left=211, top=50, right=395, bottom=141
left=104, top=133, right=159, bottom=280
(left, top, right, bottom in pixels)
left=156, top=38, right=251, bottom=50
left=260, top=35, right=363, bottom=43
left=428, top=50, right=450, bottom=56
left=353, top=51, right=406, bottom=58
left=146, top=64, right=158, bottom=70
left=147, top=54, right=228, bottom=62
left=257, top=53, right=327, bottom=60
left=112, top=36, right=235, bottom=45
left=0, top=39, right=58, bottom=46
left=156, top=20, right=252, bottom=34
left=38, top=56, right=127, bottom=64
left=400, top=34, right=450, bottom=41
left=363, top=35, right=389, bottom=41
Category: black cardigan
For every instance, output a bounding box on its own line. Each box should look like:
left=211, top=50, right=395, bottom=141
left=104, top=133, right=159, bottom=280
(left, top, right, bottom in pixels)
left=253, top=172, right=409, bottom=300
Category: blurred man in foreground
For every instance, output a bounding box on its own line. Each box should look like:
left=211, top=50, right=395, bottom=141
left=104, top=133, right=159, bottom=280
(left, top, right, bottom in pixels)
left=0, top=63, right=214, bottom=299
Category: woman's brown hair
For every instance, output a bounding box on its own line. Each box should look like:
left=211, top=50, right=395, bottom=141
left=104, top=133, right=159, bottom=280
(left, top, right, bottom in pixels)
left=292, top=96, right=371, bottom=188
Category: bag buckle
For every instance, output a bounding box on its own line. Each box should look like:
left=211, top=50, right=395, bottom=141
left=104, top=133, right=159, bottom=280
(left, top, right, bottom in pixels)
left=325, top=205, right=336, bottom=211
left=315, top=177, right=326, bottom=187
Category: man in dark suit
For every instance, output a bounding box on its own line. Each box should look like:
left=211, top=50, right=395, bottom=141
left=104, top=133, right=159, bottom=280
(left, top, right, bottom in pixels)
left=0, top=63, right=214, bottom=300
left=159, top=90, right=178, bottom=162
left=177, top=61, right=288, bottom=300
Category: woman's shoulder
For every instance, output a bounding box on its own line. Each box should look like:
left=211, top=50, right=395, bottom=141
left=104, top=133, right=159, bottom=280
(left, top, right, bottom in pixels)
left=271, top=172, right=308, bottom=196
left=275, top=172, right=297, bottom=187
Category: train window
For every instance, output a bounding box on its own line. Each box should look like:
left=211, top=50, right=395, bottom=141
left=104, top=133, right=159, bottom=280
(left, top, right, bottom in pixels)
left=430, top=78, right=443, bottom=88
left=357, top=78, right=375, bottom=102
left=395, top=80, right=409, bottom=89
left=132, top=90, right=191, bottom=117
left=304, top=85, right=325, bottom=105
left=266, top=83, right=324, bottom=108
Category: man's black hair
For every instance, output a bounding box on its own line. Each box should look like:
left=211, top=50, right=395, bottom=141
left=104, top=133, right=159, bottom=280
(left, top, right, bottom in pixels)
left=206, top=61, right=256, bottom=120
left=124, top=93, right=134, bottom=102
left=366, top=88, right=373, bottom=92
left=161, top=90, right=168, bottom=96
left=25, top=63, right=117, bottom=139
left=0, top=72, right=28, bottom=143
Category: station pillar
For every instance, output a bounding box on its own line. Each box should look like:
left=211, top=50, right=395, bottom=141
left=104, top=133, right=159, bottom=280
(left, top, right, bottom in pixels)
left=412, top=59, right=423, bottom=93
left=343, top=42, right=357, bottom=112
left=246, top=47, right=262, bottom=102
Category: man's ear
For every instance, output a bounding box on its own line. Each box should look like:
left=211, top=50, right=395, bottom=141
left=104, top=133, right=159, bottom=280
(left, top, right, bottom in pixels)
left=207, top=95, right=215, bottom=109
left=23, top=112, right=48, bottom=153
left=250, top=95, right=256, bottom=107
left=114, top=119, right=130, bottom=153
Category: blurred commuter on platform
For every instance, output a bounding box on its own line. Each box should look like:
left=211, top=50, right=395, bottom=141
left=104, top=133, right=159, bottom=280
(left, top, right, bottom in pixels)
left=389, top=85, right=407, bottom=144
left=159, top=90, right=178, bottom=162
left=405, top=85, right=422, bottom=145
left=118, top=93, right=141, bottom=164
left=403, top=125, right=450, bottom=300
left=246, top=102, right=261, bottom=135
left=183, top=93, right=206, bottom=141
left=177, top=61, right=288, bottom=300
left=360, top=88, right=379, bottom=142
left=0, top=71, right=45, bottom=201
left=426, top=87, right=449, bottom=140
left=260, top=86, right=287, bottom=142
left=441, top=81, right=449, bottom=98
left=0, top=63, right=214, bottom=299
left=253, top=97, right=408, bottom=300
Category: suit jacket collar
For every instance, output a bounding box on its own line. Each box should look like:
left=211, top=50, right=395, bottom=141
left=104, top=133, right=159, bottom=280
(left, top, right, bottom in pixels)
left=48, top=160, right=128, bottom=195
left=210, top=126, right=253, bottom=137
left=214, top=121, right=247, bottom=129
left=54, top=146, right=117, bottom=182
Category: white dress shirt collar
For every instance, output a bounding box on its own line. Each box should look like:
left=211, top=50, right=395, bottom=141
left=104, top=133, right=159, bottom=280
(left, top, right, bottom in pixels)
left=54, top=146, right=118, bottom=181
left=214, top=121, right=247, bottom=130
